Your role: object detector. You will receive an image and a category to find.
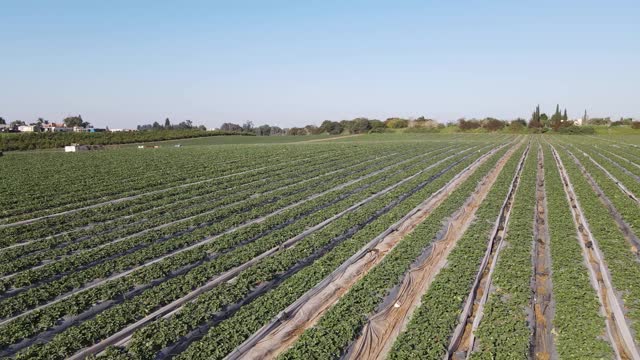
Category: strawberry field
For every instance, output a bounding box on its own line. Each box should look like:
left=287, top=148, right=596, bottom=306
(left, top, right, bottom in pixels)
left=1, top=133, right=640, bottom=359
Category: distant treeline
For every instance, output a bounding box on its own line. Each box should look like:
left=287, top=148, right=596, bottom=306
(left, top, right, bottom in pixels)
left=220, top=117, right=444, bottom=136
left=0, top=129, right=252, bottom=151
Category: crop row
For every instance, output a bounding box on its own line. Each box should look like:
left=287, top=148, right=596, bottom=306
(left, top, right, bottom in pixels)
left=0, top=147, right=368, bottom=243
left=51, top=143, right=475, bottom=359
left=386, top=142, right=526, bottom=359
left=563, top=145, right=640, bottom=234
left=596, top=146, right=640, bottom=169
left=6, top=143, right=486, bottom=359
left=169, top=142, right=513, bottom=360
left=573, top=143, right=640, bottom=198
left=276, top=143, right=515, bottom=359
left=0, top=147, right=442, bottom=316
left=0, top=147, right=411, bottom=277
left=1, top=146, right=335, bottom=221
left=0, top=144, right=479, bottom=355
left=0, top=145, right=450, bottom=301
left=594, top=148, right=640, bottom=180
left=0, top=153, right=358, bottom=266
left=542, top=143, right=611, bottom=359
left=555, top=144, right=640, bottom=344
left=468, top=143, right=537, bottom=358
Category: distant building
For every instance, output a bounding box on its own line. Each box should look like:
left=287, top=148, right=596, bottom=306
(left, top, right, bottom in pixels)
left=573, top=118, right=583, bottom=126
left=0, top=124, right=11, bottom=132
left=73, top=127, right=106, bottom=133
left=43, top=123, right=71, bottom=132
left=65, top=144, right=104, bottom=152
left=109, top=128, right=135, bottom=132
left=18, top=125, right=37, bottom=132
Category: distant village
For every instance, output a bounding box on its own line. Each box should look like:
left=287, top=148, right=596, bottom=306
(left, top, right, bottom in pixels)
left=0, top=116, right=134, bottom=134
left=0, top=123, right=134, bottom=133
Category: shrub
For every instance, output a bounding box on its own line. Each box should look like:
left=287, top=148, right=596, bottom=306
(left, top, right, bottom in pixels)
left=556, top=125, right=596, bottom=134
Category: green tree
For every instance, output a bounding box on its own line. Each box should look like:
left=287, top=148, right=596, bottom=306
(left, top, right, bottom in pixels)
left=242, top=121, right=254, bottom=132
left=562, top=108, right=568, bottom=121
left=350, top=118, right=371, bottom=134
left=0, top=117, right=5, bottom=125
left=384, top=118, right=409, bottom=128
left=550, top=104, right=563, bottom=131
left=63, top=115, right=89, bottom=128
left=529, top=105, right=542, bottom=128
left=164, top=118, right=171, bottom=129
left=305, top=124, right=320, bottom=135
left=320, top=120, right=343, bottom=135
left=540, top=113, right=549, bottom=126
left=369, top=119, right=385, bottom=130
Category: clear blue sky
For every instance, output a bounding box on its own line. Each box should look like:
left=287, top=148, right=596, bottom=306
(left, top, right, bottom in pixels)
left=1, top=0, right=639, bottom=129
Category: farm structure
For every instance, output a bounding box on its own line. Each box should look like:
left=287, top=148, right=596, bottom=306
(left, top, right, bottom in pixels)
left=65, top=144, right=105, bottom=152
left=1, top=133, right=640, bottom=359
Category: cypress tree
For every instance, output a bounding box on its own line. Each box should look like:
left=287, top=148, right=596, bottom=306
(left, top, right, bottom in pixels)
left=529, top=104, right=542, bottom=128
left=550, top=104, right=562, bottom=131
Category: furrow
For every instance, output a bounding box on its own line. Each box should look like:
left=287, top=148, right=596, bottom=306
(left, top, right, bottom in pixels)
left=550, top=144, right=640, bottom=360
left=227, top=142, right=514, bottom=360
left=446, top=142, right=529, bottom=359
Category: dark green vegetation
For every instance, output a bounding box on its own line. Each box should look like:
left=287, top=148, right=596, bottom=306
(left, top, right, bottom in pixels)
left=1, top=133, right=639, bottom=359
left=0, top=129, right=252, bottom=151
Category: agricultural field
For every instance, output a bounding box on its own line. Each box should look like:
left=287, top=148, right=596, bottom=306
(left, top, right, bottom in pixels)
left=1, top=133, right=640, bottom=360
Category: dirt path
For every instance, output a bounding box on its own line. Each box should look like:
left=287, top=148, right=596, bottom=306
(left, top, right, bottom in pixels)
left=226, top=141, right=517, bottom=360
left=550, top=144, right=640, bottom=360
left=345, top=141, right=524, bottom=360
left=446, top=143, right=530, bottom=359
left=297, top=134, right=362, bottom=143
left=531, top=145, right=556, bottom=360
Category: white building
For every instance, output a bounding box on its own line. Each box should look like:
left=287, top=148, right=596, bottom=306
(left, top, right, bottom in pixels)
left=43, top=123, right=72, bottom=132
left=18, top=125, right=36, bottom=132
left=573, top=118, right=583, bottom=126
left=65, top=144, right=104, bottom=152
